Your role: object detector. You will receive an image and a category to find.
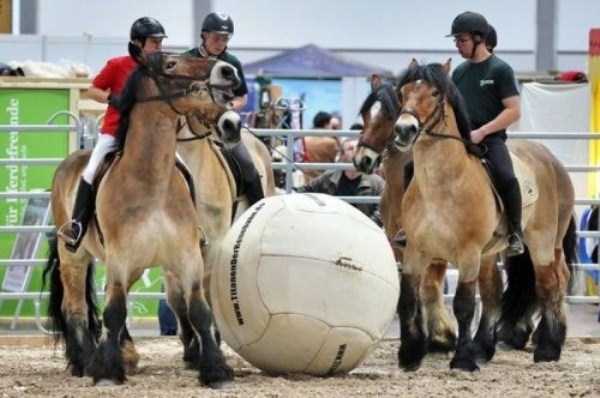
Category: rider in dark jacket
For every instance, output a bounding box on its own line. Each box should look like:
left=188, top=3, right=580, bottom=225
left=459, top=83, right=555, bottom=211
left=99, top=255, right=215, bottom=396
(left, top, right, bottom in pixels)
left=186, top=12, right=264, bottom=205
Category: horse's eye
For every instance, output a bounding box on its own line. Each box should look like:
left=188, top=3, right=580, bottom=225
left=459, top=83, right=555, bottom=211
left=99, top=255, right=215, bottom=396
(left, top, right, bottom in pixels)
left=166, top=61, right=177, bottom=69
left=431, top=89, right=439, bottom=97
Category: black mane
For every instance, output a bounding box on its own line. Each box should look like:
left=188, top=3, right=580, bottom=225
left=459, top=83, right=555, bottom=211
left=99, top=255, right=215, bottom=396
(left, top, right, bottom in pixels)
left=396, top=62, right=472, bottom=141
left=114, top=65, right=146, bottom=151
left=359, top=83, right=399, bottom=118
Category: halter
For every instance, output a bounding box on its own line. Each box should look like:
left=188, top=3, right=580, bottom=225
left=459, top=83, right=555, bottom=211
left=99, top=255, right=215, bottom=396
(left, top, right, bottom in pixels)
left=176, top=115, right=214, bottom=142
left=136, top=59, right=236, bottom=117
left=397, top=92, right=486, bottom=157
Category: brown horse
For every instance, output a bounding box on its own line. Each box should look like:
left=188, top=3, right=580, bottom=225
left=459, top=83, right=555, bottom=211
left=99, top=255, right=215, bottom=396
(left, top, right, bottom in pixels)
left=42, top=51, right=239, bottom=386
left=355, top=60, right=576, bottom=371
left=177, top=114, right=276, bottom=278
left=356, top=83, right=458, bottom=353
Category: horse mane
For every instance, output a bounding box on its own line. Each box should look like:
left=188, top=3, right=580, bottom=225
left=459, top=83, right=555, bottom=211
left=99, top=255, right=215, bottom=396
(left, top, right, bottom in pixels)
left=359, top=83, right=399, bottom=118
left=396, top=62, right=472, bottom=141
left=114, top=65, right=146, bottom=151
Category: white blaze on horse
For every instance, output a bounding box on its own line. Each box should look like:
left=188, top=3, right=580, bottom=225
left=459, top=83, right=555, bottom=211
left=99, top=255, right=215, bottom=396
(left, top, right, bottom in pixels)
left=355, top=59, right=576, bottom=372
left=43, top=50, right=240, bottom=387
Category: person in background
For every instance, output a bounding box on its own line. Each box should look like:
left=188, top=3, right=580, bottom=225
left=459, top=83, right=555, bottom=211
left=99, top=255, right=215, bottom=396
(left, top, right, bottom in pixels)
left=296, top=138, right=384, bottom=224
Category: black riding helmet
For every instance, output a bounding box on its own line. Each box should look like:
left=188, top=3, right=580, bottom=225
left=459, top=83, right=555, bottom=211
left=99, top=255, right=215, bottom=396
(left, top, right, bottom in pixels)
left=130, top=17, right=167, bottom=43
left=486, top=24, right=497, bottom=51
left=202, top=12, right=234, bottom=35
left=447, top=11, right=489, bottom=40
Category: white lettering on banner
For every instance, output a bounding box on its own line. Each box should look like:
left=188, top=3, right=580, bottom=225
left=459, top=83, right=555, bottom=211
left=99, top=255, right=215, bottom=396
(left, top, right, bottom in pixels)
left=4, top=98, right=20, bottom=226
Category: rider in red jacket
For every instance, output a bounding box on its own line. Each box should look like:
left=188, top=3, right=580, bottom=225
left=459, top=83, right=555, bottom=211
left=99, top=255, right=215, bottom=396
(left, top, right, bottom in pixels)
left=57, top=17, right=167, bottom=252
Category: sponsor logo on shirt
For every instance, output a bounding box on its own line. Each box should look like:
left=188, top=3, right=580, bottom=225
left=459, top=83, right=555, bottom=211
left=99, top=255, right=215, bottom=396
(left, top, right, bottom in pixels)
left=480, top=79, right=494, bottom=86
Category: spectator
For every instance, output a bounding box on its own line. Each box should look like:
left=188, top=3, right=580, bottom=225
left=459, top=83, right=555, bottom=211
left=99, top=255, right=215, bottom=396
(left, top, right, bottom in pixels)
left=296, top=138, right=384, bottom=224
left=313, top=111, right=332, bottom=128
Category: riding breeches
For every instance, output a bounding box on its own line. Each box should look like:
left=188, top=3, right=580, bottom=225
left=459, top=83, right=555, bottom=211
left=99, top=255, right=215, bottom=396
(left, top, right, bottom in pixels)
left=228, top=141, right=264, bottom=205
left=82, top=133, right=189, bottom=184
left=82, top=133, right=117, bottom=184
left=482, top=134, right=522, bottom=230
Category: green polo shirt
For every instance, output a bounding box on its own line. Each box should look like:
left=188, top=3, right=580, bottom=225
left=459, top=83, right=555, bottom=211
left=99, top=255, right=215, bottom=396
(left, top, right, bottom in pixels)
left=452, top=55, right=519, bottom=139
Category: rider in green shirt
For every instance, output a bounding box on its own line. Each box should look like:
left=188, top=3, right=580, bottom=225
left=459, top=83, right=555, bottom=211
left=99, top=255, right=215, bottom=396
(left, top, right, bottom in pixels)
left=449, top=12, right=524, bottom=256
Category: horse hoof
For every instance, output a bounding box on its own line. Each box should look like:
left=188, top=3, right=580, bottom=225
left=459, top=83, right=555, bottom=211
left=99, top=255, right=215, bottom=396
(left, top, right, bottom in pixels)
left=471, top=341, right=496, bottom=363
left=207, top=380, right=233, bottom=390
left=534, top=347, right=561, bottom=363
left=450, top=357, right=479, bottom=372
left=199, top=363, right=234, bottom=386
left=95, top=378, right=122, bottom=387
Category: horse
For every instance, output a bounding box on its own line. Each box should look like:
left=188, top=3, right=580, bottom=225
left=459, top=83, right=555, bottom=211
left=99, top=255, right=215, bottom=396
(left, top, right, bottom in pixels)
left=42, top=50, right=240, bottom=386
left=175, top=111, right=276, bottom=337
left=354, top=59, right=576, bottom=372
left=356, top=82, right=458, bottom=353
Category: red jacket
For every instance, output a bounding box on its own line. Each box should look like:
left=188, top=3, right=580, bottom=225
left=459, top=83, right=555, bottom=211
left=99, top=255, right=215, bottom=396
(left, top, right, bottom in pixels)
left=92, top=55, right=137, bottom=136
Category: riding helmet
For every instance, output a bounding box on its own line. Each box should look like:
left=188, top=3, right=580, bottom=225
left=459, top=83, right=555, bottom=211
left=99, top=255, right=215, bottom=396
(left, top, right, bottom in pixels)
left=130, top=17, right=167, bottom=42
left=486, top=24, right=497, bottom=50
left=447, top=11, right=489, bottom=37
left=201, top=12, right=234, bottom=35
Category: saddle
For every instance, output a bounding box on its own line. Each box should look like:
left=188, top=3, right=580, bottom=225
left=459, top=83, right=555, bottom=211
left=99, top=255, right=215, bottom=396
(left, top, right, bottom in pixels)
left=481, top=153, right=538, bottom=253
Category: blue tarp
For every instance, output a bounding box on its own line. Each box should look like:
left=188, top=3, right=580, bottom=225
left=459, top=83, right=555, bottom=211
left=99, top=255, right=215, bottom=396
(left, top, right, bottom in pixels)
left=243, top=44, right=390, bottom=78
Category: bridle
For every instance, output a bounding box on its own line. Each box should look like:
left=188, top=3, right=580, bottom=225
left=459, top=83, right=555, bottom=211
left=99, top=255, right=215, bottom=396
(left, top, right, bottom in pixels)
left=136, top=54, right=236, bottom=117
left=396, top=87, right=485, bottom=157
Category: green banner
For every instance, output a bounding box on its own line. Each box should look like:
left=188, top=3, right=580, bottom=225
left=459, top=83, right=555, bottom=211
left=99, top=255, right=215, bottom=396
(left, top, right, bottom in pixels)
left=0, top=88, right=165, bottom=322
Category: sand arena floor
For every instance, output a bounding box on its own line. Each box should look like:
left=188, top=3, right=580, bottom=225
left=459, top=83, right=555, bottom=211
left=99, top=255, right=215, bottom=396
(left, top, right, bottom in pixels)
left=0, top=336, right=598, bottom=397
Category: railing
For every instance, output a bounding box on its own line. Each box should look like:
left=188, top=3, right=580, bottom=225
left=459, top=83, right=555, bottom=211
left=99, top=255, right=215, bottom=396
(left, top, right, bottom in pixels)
left=1, top=122, right=600, bottom=334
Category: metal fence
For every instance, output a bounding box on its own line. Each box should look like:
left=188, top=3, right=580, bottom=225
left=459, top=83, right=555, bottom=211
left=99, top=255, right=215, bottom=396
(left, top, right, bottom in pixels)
left=1, top=119, right=600, bottom=333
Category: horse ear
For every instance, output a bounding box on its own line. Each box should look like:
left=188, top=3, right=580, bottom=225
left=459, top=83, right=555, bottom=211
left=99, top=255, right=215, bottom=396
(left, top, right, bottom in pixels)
left=442, top=58, right=452, bottom=75
left=408, top=58, right=418, bottom=69
left=128, top=42, right=147, bottom=66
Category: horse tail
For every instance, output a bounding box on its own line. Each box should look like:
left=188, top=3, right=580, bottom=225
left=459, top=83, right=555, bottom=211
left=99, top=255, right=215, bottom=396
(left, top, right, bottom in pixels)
left=41, top=234, right=66, bottom=342
left=41, top=233, right=101, bottom=343
left=562, top=215, right=578, bottom=293
left=499, top=245, right=537, bottom=335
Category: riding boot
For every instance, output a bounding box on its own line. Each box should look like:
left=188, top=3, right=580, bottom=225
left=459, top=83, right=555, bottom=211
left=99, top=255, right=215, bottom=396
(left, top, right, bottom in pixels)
left=502, top=179, right=524, bottom=257
left=57, top=178, right=95, bottom=252
left=230, top=142, right=264, bottom=206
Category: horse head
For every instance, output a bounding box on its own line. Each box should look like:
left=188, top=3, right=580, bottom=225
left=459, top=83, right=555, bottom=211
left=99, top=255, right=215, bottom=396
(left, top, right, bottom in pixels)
left=393, top=59, right=451, bottom=152
left=130, top=44, right=240, bottom=114
left=353, top=83, right=400, bottom=174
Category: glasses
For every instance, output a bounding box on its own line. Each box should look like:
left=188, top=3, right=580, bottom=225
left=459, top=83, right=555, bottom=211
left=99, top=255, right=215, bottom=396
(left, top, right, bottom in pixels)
left=208, top=33, right=231, bottom=43
left=453, top=37, right=471, bottom=44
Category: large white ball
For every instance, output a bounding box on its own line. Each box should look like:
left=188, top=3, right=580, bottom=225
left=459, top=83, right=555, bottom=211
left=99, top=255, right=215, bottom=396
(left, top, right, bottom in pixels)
left=210, top=193, right=399, bottom=375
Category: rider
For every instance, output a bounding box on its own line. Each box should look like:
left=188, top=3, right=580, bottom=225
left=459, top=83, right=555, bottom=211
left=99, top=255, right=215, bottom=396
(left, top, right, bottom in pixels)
left=486, top=24, right=497, bottom=53
left=448, top=11, right=524, bottom=256
left=186, top=12, right=264, bottom=205
left=57, top=17, right=167, bottom=252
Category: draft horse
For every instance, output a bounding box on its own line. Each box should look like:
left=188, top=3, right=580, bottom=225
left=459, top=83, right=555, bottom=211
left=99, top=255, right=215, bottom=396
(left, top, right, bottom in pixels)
left=355, top=59, right=576, bottom=371
left=175, top=111, right=276, bottom=329
left=356, top=82, right=458, bottom=353
left=43, top=50, right=240, bottom=386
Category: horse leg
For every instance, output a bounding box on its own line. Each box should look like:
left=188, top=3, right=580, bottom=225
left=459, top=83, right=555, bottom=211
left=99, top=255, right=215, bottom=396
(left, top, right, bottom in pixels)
left=450, top=250, right=480, bottom=372
left=87, top=272, right=128, bottom=384
left=164, top=274, right=201, bottom=369
left=422, top=260, right=457, bottom=352
left=48, top=245, right=99, bottom=377
left=496, top=249, right=538, bottom=350
left=180, top=253, right=233, bottom=386
left=533, top=248, right=569, bottom=362
left=398, top=247, right=430, bottom=371
left=117, top=271, right=144, bottom=375
left=472, top=255, right=502, bottom=363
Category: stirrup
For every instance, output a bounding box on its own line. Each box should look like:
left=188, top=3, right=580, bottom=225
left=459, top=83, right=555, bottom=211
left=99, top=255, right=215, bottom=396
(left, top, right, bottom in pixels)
left=57, top=221, right=83, bottom=247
